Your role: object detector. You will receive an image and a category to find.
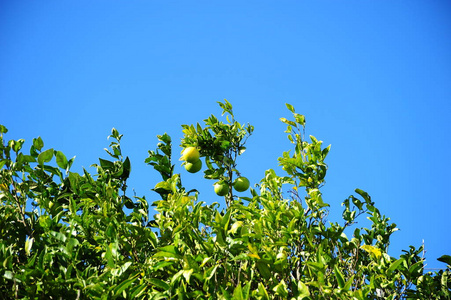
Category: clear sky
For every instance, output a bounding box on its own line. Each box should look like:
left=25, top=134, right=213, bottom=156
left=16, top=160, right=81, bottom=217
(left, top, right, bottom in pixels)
left=1, top=1, right=450, bottom=269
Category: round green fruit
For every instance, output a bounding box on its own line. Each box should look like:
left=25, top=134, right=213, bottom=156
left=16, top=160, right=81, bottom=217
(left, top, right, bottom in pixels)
left=214, top=182, right=229, bottom=196
left=185, top=159, right=202, bottom=173
left=181, top=147, right=200, bottom=163
left=233, top=177, right=250, bottom=192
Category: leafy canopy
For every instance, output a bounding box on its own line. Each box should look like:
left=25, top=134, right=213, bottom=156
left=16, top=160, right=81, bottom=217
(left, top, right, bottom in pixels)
left=0, top=102, right=449, bottom=299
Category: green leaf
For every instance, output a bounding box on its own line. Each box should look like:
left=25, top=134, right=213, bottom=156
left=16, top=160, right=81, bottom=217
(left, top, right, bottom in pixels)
left=12, top=139, right=24, bottom=152
left=99, top=158, right=114, bottom=170
left=355, top=188, right=371, bottom=203
left=49, top=230, right=66, bottom=242
left=106, top=242, right=118, bottom=267
left=154, top=245, right=182, bottom=260
left=55, top=150, right=68, bottom=169
left=130, top=284, right=147, bottom=298
left=280, top=118, right=296, bottom=126
left=441, top=271, right=449, bottom=291
left=294, top=113, right=305, bottom=126
left=334, top=265, right=345, bottom=289
left=408, top=260, right=424, bottom=276
left=387, top=258, right=405, bottom=273
left=16, top=153, right=36, bottom=164
left=182, top=269, right=193, bottom=283
left=3, top=256, right=13, bottom=269
left=149, top=278, right=170, bottom=290
left=111, top=127, right=120, bottom=139
left=0, top=125, right=8, bottom=134
left=297, top=281, right=310, bottom=298
left=257, top=282, right=270, bottom=300
left=306, top=261, right=325, bottom=273
left=228, top=221, right=243, bottom=234
left=256, top=262, right=271, bottom=280
left=233, top=283, right=244, bottom=300
left=33, top=136, right=44, bottom=150
left=37, top=148, right=53, bottom=165
left=153, top=181, right=172, bottom=194
left=438, top=255, right=451, bottom=266
left=285, top=103, right=295, bottom=113
left=273, top=280, right=288, bottom=298
left=121, top=156, right=131, bottom=179
left=4, top=270, right=13, bottom=280
left=343, top=275, right=355, bottom=291
left=205, top=265, right=219, bottom=280
left=68, top=172, right=81, bottom=192
left=25, top=237, right=34, bottom=256
left=113, top=274, right=138, bottom=296
left=66, top=238, right=79, bottom=254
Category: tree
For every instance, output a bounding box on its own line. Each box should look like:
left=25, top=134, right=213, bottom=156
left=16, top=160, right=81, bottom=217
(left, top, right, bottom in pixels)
left=0, top=101, right=449, bottom=299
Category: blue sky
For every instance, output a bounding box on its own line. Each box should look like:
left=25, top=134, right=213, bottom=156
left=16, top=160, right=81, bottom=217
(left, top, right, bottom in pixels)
left=1, top=1, right=450, bottom=269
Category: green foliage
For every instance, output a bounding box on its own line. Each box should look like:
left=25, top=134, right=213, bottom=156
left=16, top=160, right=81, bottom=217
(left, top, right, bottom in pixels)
left=1, top=100, right=449, bottom=299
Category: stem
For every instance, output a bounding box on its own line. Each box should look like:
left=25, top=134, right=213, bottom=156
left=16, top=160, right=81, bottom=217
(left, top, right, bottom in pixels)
left=226, top=163, right=234, bottom=207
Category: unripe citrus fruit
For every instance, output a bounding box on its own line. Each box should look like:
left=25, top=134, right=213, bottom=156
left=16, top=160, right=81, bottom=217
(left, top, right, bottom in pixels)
left=181, top=147, right=200, bottom=163
left=185, top=159, right=202, bottom=173
left=233, top=177, right=250, bottom=192
left=214, top=182, right=229, bottom=196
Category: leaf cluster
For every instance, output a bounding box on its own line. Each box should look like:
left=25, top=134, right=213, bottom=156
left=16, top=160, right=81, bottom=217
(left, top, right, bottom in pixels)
left=0, top=103, right=449, bottom=299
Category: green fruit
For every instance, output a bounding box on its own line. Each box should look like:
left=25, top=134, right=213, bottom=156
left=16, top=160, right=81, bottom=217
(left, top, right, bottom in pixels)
left=185, top=159, right=202, bottom=173
left=181, top=147, right=200, bottom=163
left=214, top=182, right=229, bottom=196
left=233, top=177, right=250, bottom=192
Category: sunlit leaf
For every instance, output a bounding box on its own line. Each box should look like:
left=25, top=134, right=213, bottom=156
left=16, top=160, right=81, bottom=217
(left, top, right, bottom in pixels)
left=37, top=148, right=53, bottom=165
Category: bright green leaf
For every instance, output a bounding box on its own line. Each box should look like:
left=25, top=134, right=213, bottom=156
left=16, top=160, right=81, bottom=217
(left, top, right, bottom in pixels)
left=37, top=148, right=54, bottom=165
left=55, top=150, right=68, bottom=169
left=33, top=136, right=44, bottom=150
left=297, top=281, right=310, bottom=298
left=25, top=237, right=34, bottom=256
left=285, top=103, right=295, bottom=113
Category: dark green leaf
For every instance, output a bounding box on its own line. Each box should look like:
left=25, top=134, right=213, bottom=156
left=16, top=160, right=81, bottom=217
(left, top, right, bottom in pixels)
left=387, top=258, right=405, bottom=273
left=99, top=158, right=114, bottom=170
left=113, top=274, right=138, bottom=296
left=256, top=262, right=271, bottom=280
left=130, top=284, right=147, bottom=298
left=438, top=255, right=451, bottom=266
left=121, top=156, right=131, bottom=179
left=149, top=278, right=170, bottom=290
left=334, top=265, right=345, bottom=288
